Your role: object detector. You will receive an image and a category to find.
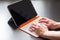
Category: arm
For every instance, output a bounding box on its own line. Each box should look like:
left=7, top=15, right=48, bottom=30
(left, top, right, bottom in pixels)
left=41, top=31, right=60, bottom=40
left=55, top=22, right=60, bottom=29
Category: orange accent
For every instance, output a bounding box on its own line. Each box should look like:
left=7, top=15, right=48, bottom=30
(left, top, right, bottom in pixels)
left=18, top=16, right=39, bottom=29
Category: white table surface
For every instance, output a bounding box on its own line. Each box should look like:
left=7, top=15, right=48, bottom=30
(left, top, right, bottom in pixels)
left=0, top=0, right=60, bottom=40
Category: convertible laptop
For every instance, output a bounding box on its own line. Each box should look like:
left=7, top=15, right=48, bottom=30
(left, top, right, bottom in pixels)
left=8, top=0, right=42, bottom=37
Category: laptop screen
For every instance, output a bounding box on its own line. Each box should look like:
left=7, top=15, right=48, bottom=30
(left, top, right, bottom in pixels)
left=8, top=0, right=37, bottom=26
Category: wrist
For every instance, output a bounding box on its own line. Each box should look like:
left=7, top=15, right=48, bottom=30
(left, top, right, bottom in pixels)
left=39, top=31, right=49, bottom=38
left=41, top=31, right=56, bottom=39
left=50, top=22, right=60, bottom=29
left=54, top=22, right=60, bottom=29
left=39, top=31, right=50, bottom=39
left=42, top=31, right=50, bottom=37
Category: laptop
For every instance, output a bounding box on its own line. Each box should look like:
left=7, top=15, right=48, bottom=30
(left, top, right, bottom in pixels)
left=8, top=0, right=41, bottom=37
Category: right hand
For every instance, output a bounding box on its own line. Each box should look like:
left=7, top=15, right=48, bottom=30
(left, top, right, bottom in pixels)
left=29, top=23, right=48, bottom=36
left=39, top=17, right=58, bottom=29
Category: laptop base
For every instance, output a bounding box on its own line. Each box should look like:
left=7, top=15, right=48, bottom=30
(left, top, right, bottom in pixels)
left=8, top=18, right=18, bottom=30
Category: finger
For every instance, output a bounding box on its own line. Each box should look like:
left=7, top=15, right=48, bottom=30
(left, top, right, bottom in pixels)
left=29, top=24, right=37, bottom=32
left=38, top=24, right=45, bottom=30
left=29, top=24, right=36, bottom=28
left=39, top=17, right=47, bottom=21
left=39, top=20, right=49, bottom=24
left=41, top=23, right=48, bottom=31
left=29, top=27, right=35, bottom=32
left=37, top=23, right=48, bottom=31
left=30, top=24, right=41, bottom=32
left=29, top=27, right=39, bottom=33
left=29, top=26, right=33, bottom=32
left=31, top=24, right=40, bottom=29
left=32, top=24, right=36, bottom=26
left=29, top=26, right=36, bottom=32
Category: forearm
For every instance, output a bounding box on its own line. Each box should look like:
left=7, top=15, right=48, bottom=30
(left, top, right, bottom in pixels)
left=41, top=31, right=60, bottom=40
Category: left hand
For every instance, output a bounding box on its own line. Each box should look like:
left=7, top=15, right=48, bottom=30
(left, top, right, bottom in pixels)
left=29, top=23, right=48, bottom=36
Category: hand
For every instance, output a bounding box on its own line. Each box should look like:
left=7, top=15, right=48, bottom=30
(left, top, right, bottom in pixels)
left=39, top=17, right=57, bottom=29
left=29, top=23, right=48, bottom=37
